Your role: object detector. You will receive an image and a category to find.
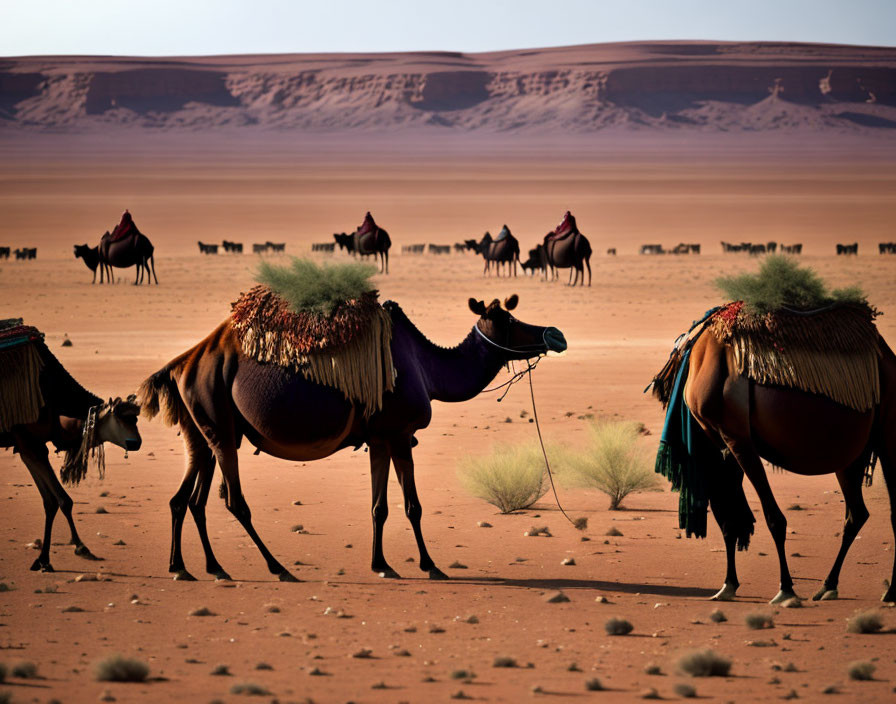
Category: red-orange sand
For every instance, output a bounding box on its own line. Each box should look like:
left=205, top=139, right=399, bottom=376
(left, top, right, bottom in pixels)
left=2, top=131, right=896, bottom=703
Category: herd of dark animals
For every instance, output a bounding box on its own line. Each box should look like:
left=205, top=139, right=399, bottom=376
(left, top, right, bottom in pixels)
left=1, top=247, right=38, bottom=259
left=8, top=206, right=896, bottom=602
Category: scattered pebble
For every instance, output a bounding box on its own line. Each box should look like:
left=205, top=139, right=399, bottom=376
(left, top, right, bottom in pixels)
left=477, top=521, right=492, bottom=528
left=543, top=590, right=570, bottom=603
left=189, top=606, right=215, bottom=617
left=449, top=561, right=468, bottom=569
left=605, top=527, right=623, bottom=537
left=561, top=557, right=576, bottom=566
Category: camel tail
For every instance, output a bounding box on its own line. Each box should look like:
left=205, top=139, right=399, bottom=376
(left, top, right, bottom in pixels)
left=138, top=361, right=187, bottom=427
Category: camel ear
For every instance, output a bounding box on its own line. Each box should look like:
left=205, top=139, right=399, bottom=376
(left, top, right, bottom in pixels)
left=504, top=294, right=519, bottom=311
left=468, top=298, right=487, bottom=316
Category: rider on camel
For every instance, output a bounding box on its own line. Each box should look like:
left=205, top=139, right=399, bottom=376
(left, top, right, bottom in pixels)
left=109, top=210, right=139, bottom=242
left=547, top=211, right=578, bottom=242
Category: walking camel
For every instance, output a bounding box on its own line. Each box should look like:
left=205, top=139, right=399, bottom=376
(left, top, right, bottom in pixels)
left=654, top=303, right=896, bottom=604
left=542, top=211, right=592, bottom=287
left=139, top=294, right=566, bottom=582
left=1, top=326, right=142, bottom=572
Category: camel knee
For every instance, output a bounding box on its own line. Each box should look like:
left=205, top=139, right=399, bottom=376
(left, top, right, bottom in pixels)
left=847, top=504, right=869, bottom=531
left=405, top=501, right=422, bottom=523
left=372, top=503, right=388, bottom=526
left=169, top=494, right=189, bottom=517
left=225, top=495, right=251, bottom=522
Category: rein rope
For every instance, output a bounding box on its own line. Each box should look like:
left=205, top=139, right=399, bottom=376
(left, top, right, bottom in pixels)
left=477, top=326, right=582, bottom=530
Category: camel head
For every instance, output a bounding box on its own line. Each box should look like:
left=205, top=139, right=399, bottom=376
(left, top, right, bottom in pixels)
left=96, top=395, right=142, bottom=452
left=468, top=295, right=567, bottom=360
left=73, top=243, right=91, bottom=258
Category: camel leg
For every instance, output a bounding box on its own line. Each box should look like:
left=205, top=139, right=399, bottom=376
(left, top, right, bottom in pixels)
left=41, top=458, right=98, bottom=560
left=168, top=440, right=201, bottom=581
left=369, top=439, right=399, bottom=578
left=585, top=256, right=592, bottom=287
left=17, top=442, right=60, bottom=572
left=150, top=254, right=158, bottom=284
left=813, top=459, right=869, bottom=600
left=707, top=455, right=753, bottom=601
left=391, top=437, right=446, bottom=580
left=215, top=444, right=299, bottom=582
left=723, top=435, right=796, bottom=603
left=879, top=450, right=896, bottom=602
left=187, top=452, right=230, bottom=580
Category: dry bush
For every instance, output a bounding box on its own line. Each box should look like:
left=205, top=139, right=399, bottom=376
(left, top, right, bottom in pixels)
left=846, top=610, right=884, bottom=634
left=562, top=421, right=658, bottom=510
left=458, top=442, right=550, bottom=514
left=674, top=682, right=697, bottom=698
left=94, top=655, right=149, bottom=682
left=10, top=662, right=37, bottom=679
left=604, top=617, right=634, bottom=636
left=709, top=609, right=727, bottom=623
left=678, top=649, right=732, bottom=677
left=745, top=612, right=774, bottom=630
left=585, top=678, right=603, bottom=691
left=230, top=682, right=271, bottom=696
left=847, top=661, right=875, bottom=681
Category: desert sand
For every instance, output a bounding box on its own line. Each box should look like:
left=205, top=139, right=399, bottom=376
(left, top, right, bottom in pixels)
left=2, top=126, right=896, bottom=703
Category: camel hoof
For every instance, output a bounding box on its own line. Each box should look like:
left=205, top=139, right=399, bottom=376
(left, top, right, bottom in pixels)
left=428, top=568, right=449, bottom=581
left=173, top=570, right=197, bottom=582
left=212, top=571, right=233, bottom=582
left=278, top=571, right=301, bottom=583
left=31, top=559, right=53, bottom=572
left=709, top=584, right=737, bottom=601
left=812, top=587, right=838, bottom=601
left=770, top=589, right=799, bottom=605
left=881, top=589, right=896, bottom=603
left=74, top=544, right=102, bottom=561
left=377, top=568, right=402, bottom=579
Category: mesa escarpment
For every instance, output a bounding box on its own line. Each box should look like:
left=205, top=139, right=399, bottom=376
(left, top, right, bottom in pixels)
left=2, top=41, right=895, bottom=132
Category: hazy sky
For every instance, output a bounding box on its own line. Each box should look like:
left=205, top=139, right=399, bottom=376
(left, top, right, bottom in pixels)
left=4, top=0, right=895, bottom=56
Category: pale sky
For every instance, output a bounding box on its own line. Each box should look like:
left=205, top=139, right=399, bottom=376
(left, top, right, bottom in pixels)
left=3, top=0, right=894, bottom=56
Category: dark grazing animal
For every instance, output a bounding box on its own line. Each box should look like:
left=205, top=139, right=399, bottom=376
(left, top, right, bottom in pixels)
left=252, top=243, right=268, bottom=254
left=15, top=248, right=37, bottom=260
left=837, top=243, right=859, bottom=255
left=1, top=338, right=141, bottom=572
left=198, top=241, right=219, bottom=255
left=139, top=295, right=566, bottom=582
left=401, top=244, right=425, bottom=255
left=428, top=244, right=451, bottom=255
left=780, top=243, right=803, bottom=254
left=311, top=242, right=336, bottom=252
left=222, top=240, right=244, bottom=253
left=0, top=246, right=10, bottom=259
left=73, top=244, right=101, bottom=283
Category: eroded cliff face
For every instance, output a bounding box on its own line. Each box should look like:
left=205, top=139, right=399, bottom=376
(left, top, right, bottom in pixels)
left=2, top=41, right=895, bottom=132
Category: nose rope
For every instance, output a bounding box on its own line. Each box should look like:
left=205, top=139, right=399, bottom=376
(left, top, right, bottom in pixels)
left=479, top=331, right=583, bottom=531
left=472, top=323, right=551, bottom=355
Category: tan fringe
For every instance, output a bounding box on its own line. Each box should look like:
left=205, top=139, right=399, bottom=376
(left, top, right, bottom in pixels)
left=0, top=343, right=45, bottom=432
left=710, top=303, right=881, bottom=412
left=239, top=305, right=394, bottom=418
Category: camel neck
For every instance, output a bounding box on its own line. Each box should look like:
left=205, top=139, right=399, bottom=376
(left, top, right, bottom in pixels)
left=420, top=328, right=508, bottom=403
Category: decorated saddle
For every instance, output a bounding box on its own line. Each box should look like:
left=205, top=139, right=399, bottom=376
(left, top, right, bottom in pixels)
left=546, top=210, right=579, bottom=243
left=0, top=319, right=46, bottom=432
left=230, top=284, right=395, bottom=418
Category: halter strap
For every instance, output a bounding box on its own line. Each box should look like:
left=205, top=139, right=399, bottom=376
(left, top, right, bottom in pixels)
left=473, top=323, right=547, bottom=357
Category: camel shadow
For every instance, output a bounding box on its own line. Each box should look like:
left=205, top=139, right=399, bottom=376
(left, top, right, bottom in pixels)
left=465, top=576, right=717, bottom=598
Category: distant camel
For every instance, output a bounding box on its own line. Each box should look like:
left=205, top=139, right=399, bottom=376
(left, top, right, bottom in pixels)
left=521, top=245, right=546, bottom=276
left=837, top=243, right=858, bottom=255
left=73, top=244, right=100, bottom=283
left=99, top=211, right=158, bottom=284
left=222, top=240, right=243, bottom=253
left=139, top=295, right=566, bottom=582
left=542, top=212, right=592, bottom=286
left=1, top=336, right=141, bottom=572
left=198, top=241, right=219, bottom=255
left=475, top=227, right=519, bottom=277
left=351, top=212, right=391, bottom=274
left=667, top=323, right=896, bottom=604
left=0, top=246, right=9, bottom=259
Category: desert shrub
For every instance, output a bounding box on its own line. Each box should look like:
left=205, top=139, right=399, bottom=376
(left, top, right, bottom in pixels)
left=563, top=421, right=658, bottom=510
left=677, top=649, right=732, bottom=677
left=674, top=682, right=697, bottom=698
left=709, top=609, right=727, bottom=623
left=94, top=655, right=149, bottom=682
left=230, top=682, right=271, bottom=696
left=458, top=442, right=549, bottom=513
left=604, top=617, right=634, bottom=635
left=846, top=610, right=884, bottom=634
left=256, top=258, right=376, bottom=316
left=745, top=612, right=774, bottom=630
left=450, top=669, right=476, bottom=681
left=715, top=255, right=866, bottom=316
left=585, top=677, right=603, bottom=691
left=847, top=661, right=875, bottom=681
left=11, top=662, right=37, bottom=679
left=492, top=656, right=518, bottom=668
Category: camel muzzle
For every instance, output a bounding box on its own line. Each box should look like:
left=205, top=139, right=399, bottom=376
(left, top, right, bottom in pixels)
left=126, top=438, right=142, bottom=452
left=544, top=327, right=567, bottom=353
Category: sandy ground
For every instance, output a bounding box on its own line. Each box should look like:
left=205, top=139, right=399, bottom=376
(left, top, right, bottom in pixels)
left=2, top=134, right=896, bottom=703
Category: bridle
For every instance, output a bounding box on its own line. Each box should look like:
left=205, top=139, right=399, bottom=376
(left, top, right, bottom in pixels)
left=472, top=320, right=551, bottom=357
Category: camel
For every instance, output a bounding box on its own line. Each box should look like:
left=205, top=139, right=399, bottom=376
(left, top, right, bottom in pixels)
left=98, top=211, right=158, bottom=284
left=542, top=212, right=592, bottom=287
left=351, top=213, right=391, bottom=274
left=474, top=227, right=519, bottom=277
left=1, top=339, right=141, bottom=571
left=679, top=328, right=896, bottom=604
left=139, top=294, right=566, bottom=582
left=73, top=244, right=101, bottom=283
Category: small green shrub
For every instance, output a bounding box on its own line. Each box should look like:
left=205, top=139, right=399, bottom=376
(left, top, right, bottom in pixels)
left=847, top=661, right=875, bottom=681
left=563, top=421, right=658, bottom=510
left=678, top=649, right=732, bottom=677
left=846, top=610, right=884, bottom=634
left=458, top=442, right=549, bottom=513
left=674, top=682, right=697, bottom=698
left=256, top=258, right=376, bottom=316
left=605, top=617, right=634, bottom=635
left=94, top=655, right=149, bottom=682
left=715, top=255, right=866, bottom=316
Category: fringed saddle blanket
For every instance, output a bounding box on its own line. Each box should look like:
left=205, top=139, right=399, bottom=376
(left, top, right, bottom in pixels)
left=0, top=319, right=45, bottom=432
left=709, top=301, right=881, bottom=413
left=231, top=286, right=395, bottom=418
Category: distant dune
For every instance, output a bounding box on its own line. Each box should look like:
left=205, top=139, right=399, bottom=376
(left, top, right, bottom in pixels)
left=1, top=41, right=895, bottom=133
